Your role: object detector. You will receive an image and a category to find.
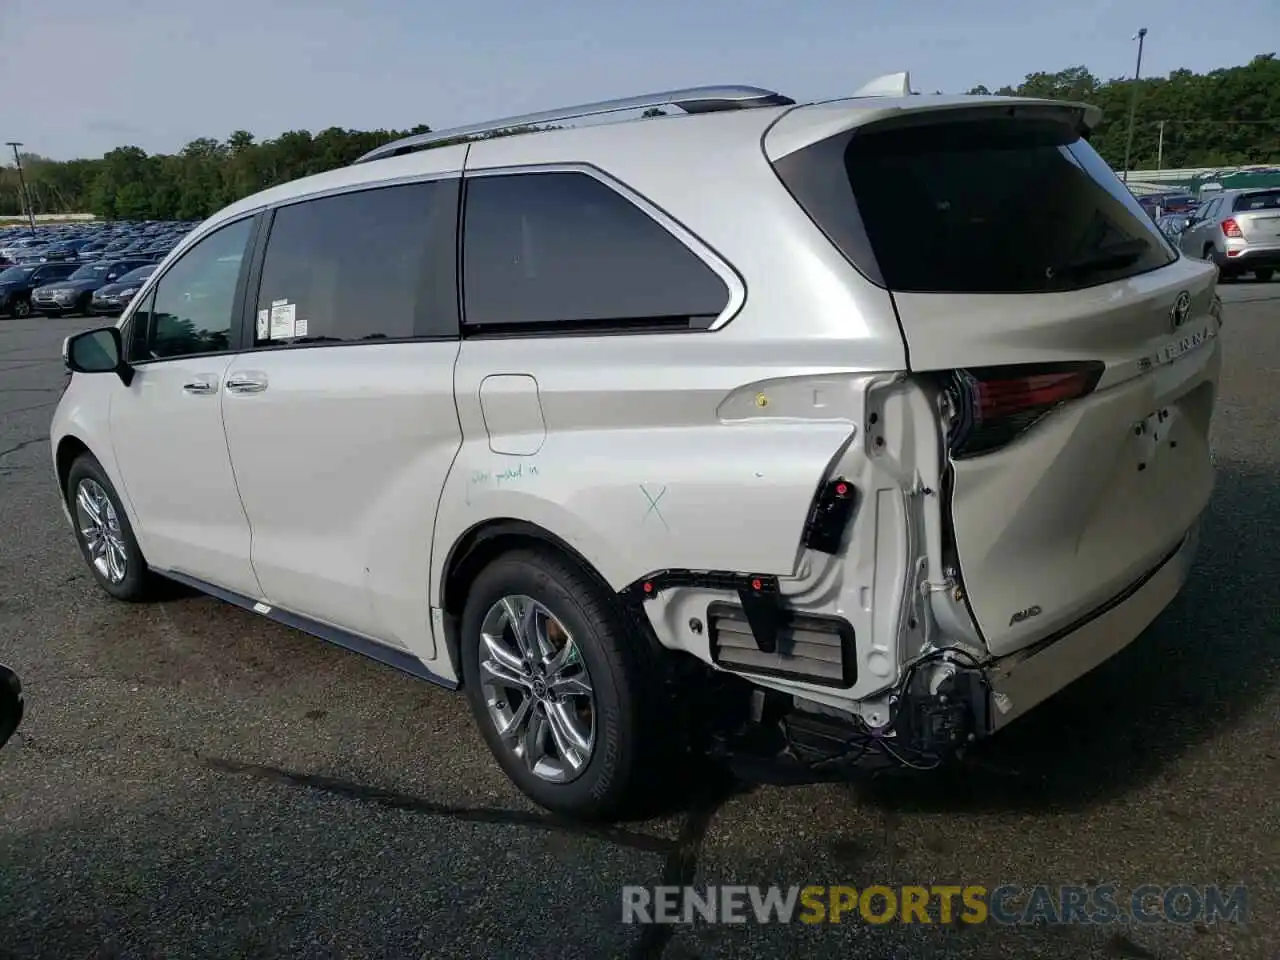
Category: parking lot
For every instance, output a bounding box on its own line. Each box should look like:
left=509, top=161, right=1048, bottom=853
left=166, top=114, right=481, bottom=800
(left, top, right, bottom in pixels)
left=0, top=284, right=1277, bottom=959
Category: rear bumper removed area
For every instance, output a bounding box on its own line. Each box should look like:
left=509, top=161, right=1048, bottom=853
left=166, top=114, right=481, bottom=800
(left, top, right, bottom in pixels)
left=985, top=518, right=1201, bottom=732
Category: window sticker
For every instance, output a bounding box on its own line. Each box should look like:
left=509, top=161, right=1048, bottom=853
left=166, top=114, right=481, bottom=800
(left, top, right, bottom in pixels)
left=269, top=300, right=296, bottom=339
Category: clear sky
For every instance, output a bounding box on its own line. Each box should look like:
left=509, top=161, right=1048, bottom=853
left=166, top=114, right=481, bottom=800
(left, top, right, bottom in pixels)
left=2, top=0, right=1276, bottom=161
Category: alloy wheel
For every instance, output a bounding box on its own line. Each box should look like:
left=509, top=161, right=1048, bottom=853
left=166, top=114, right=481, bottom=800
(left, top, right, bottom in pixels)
left=478, top=595, right=596, bottom=783
left=74, top=478, right=128, bottom=584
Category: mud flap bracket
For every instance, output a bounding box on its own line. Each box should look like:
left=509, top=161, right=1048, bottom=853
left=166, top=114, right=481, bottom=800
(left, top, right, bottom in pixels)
left=736, top=578, right=785, bottom=654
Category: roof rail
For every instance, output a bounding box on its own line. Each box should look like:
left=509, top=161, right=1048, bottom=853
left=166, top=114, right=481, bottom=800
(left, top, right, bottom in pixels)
left=352, top=85, right=795, bottom=164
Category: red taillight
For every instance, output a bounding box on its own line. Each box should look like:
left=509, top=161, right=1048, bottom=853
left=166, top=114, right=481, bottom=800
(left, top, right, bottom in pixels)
left=1221, top=218, right=1243, bottom=238
left=946, top=362, right=1104, bottom=459
left=973, top=371, right=1096, bottom=420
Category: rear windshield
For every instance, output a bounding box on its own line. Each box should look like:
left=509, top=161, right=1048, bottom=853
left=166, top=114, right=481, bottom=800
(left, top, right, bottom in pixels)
left=785, top=116, right=1178, bottom=294
left=1233, top=190, right=1280, bottom=212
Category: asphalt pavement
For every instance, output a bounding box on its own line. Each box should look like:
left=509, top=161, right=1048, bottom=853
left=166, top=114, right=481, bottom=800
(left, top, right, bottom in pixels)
left=0, top=284, right=1277, bottom=959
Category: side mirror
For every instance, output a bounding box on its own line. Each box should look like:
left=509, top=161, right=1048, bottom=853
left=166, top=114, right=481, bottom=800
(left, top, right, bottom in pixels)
left=64, top=326, right=133, bottom=386
left=0, top=664, right=23, bottom=752
left=106, top=273, right=118, bottom=282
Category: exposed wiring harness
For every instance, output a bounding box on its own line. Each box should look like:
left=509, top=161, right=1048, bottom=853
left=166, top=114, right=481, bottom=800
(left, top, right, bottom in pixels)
left=778, top=645, right=991, bottom=776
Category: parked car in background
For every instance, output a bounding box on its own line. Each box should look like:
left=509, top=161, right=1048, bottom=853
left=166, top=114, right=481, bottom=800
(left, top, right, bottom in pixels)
left=32, top=259, right=154, bottom=316
left=0, top=219, right=194, bottom=277
left=0, top=261, right=78, bottom=317
left=1178, top=188, right=1280, bottom=280
left=0, top=237, right=47, bottom=262
left=12, top=243, right=51, bottom=264
left=77, top=240, right=111, bottom=261
left=1157, top=213, right=1194, bottom=241
left=1140, top=193, right=1199, bottom=220
left=89, top=264, right=157, bottom=316
left=40, top=239, right=91, bottom=262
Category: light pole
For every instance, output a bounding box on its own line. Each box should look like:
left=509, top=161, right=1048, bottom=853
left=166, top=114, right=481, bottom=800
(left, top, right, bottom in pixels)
left=5, top=142, right=36, bottom=234
left=1121, top=28, right=1148, bottom=183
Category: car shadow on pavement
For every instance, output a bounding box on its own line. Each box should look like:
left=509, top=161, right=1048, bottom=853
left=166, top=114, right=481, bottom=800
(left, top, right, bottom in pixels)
left=849, top=458, right=1280, bottom=814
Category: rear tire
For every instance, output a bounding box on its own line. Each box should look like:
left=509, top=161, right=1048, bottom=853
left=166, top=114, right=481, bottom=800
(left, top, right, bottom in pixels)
left=1210, top=245, right=1239, bottom=281
left=459, top=548, right=665, bottom=820
left=65, top=453, right=158, bottom=602
left=1255, top=268, right=1274, bottom=282
left=10, top=298, right=30, bottom=319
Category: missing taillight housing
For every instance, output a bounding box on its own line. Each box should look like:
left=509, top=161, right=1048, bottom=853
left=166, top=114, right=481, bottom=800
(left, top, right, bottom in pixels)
left=944, top=361, right=1104, bottom=459
left=801, top=477, right=858, bottom=554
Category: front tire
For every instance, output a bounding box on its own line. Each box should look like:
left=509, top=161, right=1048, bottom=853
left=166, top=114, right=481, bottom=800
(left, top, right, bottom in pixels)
left=460, top=549, right=663, bottom=820
left=65, top=454, right=157, bottom=602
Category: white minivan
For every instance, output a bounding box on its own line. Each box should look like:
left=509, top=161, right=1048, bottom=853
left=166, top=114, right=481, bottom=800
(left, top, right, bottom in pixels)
left=52, top=77, right=1222, bottom=819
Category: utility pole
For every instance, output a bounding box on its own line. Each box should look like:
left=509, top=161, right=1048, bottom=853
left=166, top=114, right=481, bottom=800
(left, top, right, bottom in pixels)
left=1156, top=119, right=1165, bottom=171
left=1122, top=28, right=1148, bottom=183
left=5, top=141, right=37, bottom=234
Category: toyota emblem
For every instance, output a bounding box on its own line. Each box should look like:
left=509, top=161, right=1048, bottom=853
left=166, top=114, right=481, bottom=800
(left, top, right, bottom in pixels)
left=1171, top=290, right=1192, bottom=329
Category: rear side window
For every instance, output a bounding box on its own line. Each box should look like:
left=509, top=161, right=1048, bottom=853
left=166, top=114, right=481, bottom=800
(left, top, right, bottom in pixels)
left=462, top=171, right=730, bottom=332
left=779, top=116, right=1178, bottom=294
left=1233, top=190, right=1280, bottom=212
left=254, top=179, right=458, bottom=346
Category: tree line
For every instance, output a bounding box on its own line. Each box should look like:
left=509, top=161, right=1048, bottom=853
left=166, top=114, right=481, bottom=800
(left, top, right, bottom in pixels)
left=2, top=54, right=1277, bottom=221
left=966, top=53, right=1279, bottom=173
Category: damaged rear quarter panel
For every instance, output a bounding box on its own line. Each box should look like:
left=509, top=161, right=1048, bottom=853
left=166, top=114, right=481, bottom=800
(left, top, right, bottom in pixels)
left=642, top=375, right=949, bottom=709
left=436, top=337, right=868, bottom=602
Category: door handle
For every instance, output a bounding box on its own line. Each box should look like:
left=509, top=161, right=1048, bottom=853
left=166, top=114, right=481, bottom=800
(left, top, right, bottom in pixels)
left=225, top=373, right=268, bottom=394
left=182, top=378, right=217, bottom=395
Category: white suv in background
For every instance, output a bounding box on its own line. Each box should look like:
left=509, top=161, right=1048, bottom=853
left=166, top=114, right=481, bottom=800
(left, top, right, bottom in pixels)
left=1177, top=186, right=1280, bottom=281
left=52, top=75, right=1223, bottom=820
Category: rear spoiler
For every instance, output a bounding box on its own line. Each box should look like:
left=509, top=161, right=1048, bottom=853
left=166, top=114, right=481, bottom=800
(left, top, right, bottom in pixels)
left=763, top=95, right=1103, bottom=162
